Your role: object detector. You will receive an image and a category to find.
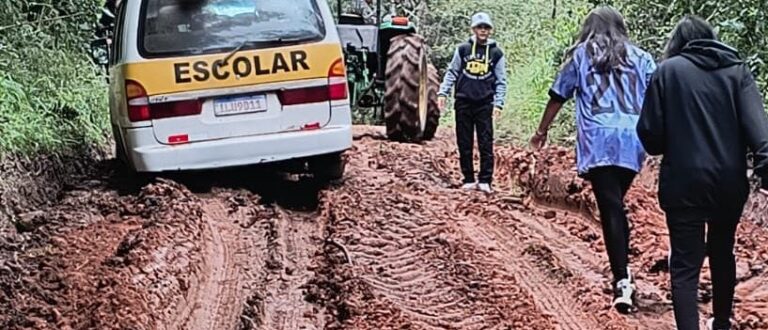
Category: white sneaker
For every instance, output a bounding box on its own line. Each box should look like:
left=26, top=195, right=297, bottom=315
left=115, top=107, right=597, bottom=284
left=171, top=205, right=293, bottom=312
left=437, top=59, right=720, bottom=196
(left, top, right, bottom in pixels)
left=613, top=267, right=635, bottom=314
left=478, top=183, right=493, bottom=194
left=707, top=317, right=734, bottom=330
left=461, top=183, right=477, bottom=190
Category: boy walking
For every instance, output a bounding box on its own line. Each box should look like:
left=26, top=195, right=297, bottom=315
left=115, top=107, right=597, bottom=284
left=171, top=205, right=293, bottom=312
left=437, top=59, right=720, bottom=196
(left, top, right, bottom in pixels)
left=438, top=12, right=507, bottom=194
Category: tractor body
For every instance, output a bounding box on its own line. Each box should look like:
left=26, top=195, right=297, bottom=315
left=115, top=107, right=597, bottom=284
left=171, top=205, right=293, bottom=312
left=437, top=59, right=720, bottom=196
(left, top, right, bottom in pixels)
left=336, top=0, right=440, bottom=142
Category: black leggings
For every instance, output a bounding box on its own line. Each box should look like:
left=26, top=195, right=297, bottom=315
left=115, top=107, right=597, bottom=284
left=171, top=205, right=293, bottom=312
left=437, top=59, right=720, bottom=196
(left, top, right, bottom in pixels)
left=666, top=208, right=742, bottom=330
left=588, top=166, right=636, bottom=282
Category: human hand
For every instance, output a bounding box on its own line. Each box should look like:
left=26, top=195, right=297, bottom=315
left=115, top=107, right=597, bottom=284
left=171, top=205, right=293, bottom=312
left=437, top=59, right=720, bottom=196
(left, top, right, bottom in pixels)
left=529, top=130, right=548, bottom=150
left=760, top=188, right=768, bottom=197
left=493, top=107, right=502, bottom=120
left=438, top=96, right=447, bottom=113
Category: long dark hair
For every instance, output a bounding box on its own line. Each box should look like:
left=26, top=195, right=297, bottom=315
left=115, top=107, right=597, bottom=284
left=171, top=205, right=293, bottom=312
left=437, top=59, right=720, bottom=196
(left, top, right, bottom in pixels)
left=663, top=15, right=718, bottom=59
left=563, top=6, right=631, bottom=73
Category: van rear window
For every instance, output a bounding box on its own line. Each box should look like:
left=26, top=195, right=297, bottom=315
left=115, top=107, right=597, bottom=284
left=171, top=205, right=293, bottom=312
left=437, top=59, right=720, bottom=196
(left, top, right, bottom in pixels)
left=140, top=0, right=325, bottom=57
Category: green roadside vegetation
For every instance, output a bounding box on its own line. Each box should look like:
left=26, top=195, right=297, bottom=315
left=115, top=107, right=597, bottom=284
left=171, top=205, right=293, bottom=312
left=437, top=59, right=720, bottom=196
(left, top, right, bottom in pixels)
left=1, top=0, right=766, bottom=155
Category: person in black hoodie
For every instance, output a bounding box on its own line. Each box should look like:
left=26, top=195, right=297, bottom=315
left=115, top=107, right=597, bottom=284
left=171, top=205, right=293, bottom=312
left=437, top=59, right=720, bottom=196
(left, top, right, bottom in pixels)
left=637, top=15, right=768, bottom=330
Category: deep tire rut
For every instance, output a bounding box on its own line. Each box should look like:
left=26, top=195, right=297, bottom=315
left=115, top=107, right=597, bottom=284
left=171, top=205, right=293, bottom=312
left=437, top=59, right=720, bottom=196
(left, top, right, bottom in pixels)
left=171, top=199, right=244, bottom=330
left=457, top=213, right=603, bottom=330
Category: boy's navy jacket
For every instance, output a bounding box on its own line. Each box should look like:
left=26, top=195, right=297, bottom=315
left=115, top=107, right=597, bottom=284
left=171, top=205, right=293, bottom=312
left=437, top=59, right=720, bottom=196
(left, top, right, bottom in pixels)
left=638, top=40, right=768, bottom=210
left=438, top=37, right=507, bottom=108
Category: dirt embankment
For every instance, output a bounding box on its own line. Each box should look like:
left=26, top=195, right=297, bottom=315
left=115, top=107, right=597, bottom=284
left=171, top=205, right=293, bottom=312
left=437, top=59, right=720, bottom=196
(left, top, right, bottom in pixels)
left=2, top=126, right=768, bottom=330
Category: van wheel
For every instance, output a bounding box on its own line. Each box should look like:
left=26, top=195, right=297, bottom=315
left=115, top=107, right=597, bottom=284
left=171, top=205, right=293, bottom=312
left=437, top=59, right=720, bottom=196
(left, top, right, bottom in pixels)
left=309, top=153, right=346, bottom=181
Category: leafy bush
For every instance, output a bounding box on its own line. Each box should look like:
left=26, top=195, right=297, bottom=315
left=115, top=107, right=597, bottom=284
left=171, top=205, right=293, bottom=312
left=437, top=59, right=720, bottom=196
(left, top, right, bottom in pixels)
left=0, top=1, right=108, bottom=154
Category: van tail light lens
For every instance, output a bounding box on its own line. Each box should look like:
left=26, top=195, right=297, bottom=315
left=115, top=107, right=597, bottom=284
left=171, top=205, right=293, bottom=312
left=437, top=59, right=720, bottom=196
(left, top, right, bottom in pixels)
left=276, top=58, right=348, bottom=106
left=125, top=80, right=201, bottom=122
left=278, top=86, right=328, bottom=105
left=151, top=100, right=202, bottom=119
left=126, top=80, right=150, bottom=122
left=328, top=58, right=348, bottom=101
left=328, top=77, right=348, bottom=101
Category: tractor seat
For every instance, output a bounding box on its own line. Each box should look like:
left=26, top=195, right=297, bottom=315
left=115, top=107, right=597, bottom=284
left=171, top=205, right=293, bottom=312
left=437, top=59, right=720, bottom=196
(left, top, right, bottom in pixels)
left=339, top=13, right=366, bottom=25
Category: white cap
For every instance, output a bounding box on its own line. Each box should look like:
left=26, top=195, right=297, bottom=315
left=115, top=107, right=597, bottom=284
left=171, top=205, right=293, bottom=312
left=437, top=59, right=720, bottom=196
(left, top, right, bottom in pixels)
left=471, top=12, right=493, bottom=29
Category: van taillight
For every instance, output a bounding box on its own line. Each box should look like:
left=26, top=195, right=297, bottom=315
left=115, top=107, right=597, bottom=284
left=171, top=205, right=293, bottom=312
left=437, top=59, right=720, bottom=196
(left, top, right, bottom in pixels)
left=277, top=58, right=348, bottom=106
left=151, top=100, right=202, bottom=119
left=278, top=86, right=328, bottom=105
left=328, top=58, right=348, bottom=101
left=125, top=80, right=201, bottom=122
left=126, top=80, right=150, bottom=122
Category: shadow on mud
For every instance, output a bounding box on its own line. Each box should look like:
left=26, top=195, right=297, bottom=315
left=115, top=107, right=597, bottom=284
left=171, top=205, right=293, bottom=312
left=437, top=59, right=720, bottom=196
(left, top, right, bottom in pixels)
left=103, top=159, right=329, bottom=211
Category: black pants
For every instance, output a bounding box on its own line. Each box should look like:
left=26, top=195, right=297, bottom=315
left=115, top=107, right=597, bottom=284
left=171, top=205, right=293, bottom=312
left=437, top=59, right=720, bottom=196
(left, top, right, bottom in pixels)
left=666, top=208, right=742, bottom=330
left=455, top=100, right=494, bottom=184
left=588, top=166, right=636, bottom=282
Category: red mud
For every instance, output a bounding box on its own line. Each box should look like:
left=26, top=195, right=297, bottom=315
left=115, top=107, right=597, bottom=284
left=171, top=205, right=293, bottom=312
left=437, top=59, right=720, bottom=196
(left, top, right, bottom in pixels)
left=2, top=126, right=768, bottom=330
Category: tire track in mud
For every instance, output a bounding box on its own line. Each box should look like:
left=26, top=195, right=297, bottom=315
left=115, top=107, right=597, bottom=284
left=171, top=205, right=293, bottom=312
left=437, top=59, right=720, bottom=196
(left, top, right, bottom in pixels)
left=456, top=209, right=604, bottom=330
left=189, top=188, right=326, bottom=330
left=311, top=132, right=558, bottom=329
left=171, top=198, right=245, bottom=330
left=314, top=127, right=692, bottom=330
left=249, top=206, right=325, bottom=330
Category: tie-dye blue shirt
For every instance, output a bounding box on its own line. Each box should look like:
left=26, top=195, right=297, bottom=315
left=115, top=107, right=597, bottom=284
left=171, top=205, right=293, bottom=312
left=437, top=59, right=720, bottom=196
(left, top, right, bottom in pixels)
left=550, top=43, right=657, bottom=176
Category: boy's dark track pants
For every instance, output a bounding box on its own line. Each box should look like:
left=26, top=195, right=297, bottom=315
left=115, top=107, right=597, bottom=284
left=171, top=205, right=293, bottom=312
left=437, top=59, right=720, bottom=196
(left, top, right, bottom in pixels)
left=454, top=100, right=494, bottom=184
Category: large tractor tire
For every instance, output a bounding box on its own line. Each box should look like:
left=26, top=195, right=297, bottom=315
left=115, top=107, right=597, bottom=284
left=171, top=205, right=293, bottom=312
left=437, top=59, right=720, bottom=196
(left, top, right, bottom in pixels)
left=384, top=34, right=440, bottom=142
left=422, top=65, right=441, bottom=140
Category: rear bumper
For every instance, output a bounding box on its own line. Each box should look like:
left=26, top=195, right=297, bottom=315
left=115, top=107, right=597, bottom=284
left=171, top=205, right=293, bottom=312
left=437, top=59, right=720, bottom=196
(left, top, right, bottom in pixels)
left=123, top=125, right=352, bottom=172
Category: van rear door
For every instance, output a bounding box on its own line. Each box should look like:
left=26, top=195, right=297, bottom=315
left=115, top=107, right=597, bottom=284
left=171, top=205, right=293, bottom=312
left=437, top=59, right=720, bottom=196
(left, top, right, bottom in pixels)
left=133, top=0, right=343, bottom=145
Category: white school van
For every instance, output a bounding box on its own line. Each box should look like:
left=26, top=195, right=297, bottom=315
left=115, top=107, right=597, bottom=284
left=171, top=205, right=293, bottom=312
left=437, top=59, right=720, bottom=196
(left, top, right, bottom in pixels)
left=101, top=0, right=352, bottom=178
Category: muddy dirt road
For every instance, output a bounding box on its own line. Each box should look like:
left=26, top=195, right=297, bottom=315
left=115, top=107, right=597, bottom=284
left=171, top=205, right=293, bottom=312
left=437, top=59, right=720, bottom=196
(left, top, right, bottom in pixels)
left=2, top=126, right=768, bottom=330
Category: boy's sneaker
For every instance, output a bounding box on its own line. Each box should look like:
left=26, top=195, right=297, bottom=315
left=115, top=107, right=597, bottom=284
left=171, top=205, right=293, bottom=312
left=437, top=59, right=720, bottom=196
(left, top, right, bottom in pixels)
left=461, top=183, right=477, bottom=191
left=612, top=278, right=635, bottom=314
left=478, top=183, right=493, bottom=194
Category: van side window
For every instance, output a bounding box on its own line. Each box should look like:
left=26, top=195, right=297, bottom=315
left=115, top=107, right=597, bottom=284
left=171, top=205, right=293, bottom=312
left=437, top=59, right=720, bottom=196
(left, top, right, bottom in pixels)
left=110, top=1, right=128, bottom=65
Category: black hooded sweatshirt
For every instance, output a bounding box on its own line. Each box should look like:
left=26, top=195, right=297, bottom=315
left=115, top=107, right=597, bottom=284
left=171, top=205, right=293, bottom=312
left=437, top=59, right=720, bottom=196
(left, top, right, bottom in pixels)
left=638, top=40, right=768, bottom=210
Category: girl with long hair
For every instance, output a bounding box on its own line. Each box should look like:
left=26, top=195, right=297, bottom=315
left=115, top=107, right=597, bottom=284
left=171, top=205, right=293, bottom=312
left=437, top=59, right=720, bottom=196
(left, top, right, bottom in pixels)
left=530, top=6, right=657, bottom=313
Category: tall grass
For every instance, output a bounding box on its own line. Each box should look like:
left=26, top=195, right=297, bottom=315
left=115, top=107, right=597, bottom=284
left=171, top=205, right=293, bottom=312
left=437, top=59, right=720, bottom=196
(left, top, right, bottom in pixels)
left=0, top=1, right=109, bottom=155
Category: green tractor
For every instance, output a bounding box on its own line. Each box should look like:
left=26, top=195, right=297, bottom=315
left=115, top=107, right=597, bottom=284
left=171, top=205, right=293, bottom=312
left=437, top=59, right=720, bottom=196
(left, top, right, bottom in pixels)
left=335, top=0, right=440, bottom=142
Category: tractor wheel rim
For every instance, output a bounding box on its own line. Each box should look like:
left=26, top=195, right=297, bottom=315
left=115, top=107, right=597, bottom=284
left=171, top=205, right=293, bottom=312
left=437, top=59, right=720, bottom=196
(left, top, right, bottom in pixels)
left=418, top=50, right=428, bottom=134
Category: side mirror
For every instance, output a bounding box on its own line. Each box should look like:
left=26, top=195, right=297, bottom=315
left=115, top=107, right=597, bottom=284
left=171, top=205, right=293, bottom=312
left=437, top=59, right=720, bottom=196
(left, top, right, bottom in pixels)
left=90, top=38, right=110, bottom=67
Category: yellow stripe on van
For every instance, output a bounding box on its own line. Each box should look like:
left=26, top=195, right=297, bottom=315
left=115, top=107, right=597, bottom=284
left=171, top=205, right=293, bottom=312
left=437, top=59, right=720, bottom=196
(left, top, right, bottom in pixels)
left=121, top=43, right=342, bottom=95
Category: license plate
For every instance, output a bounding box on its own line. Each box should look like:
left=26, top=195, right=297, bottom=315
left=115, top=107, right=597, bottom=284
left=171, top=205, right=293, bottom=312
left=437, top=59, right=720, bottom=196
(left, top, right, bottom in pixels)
left=213, top=95, right=267, bottom=117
